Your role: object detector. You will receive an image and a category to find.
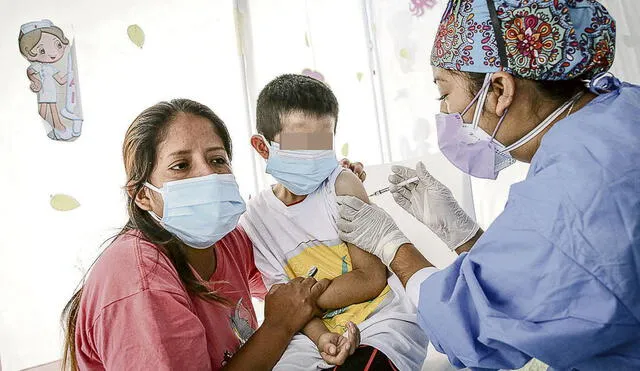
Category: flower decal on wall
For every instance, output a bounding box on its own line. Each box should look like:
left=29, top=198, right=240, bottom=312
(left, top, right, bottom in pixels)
left=410, top=0, right=438, bottom=17
left=301, top=68, right=325, bottom=83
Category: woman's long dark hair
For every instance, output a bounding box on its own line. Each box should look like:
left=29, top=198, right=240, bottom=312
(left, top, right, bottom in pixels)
left=62, top=99, right=234, bottom=370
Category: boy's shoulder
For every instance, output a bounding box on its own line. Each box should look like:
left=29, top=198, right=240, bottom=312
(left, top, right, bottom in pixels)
left=242, top=166, right=366, bottom=216
left=334, top=168, right=369, bottom=201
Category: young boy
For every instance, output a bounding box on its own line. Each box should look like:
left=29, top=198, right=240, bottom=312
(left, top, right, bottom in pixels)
left=240, top=74, right=428, bottom=370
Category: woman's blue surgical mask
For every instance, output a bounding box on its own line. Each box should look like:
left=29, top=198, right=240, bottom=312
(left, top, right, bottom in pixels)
left=261, top=135, right=339, bottom=196
left=145, top=173, right=246, bottom=249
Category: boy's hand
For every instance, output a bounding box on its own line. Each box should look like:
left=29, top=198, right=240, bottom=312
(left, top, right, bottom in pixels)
left=340, top=158, right=366, bottom=182
left=317, top=322, right=360, bottom=366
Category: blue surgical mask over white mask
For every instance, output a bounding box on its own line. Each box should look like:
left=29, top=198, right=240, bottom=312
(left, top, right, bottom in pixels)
left=260, top=135, right=339, bottom=196
left=145, top=173, right=246, bottom=249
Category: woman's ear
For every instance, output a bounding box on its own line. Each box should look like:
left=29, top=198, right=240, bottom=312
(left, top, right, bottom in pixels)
left=250, top=135, right=270, bottom=160
left=489, top=72, right=516, bottom=117
left=128, top=181, right=153, bottom=211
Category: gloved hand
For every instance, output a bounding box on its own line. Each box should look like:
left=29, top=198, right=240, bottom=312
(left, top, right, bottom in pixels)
left=389, top=162, right=479, bottom=251
left=336, top=195, right=410, bottom=267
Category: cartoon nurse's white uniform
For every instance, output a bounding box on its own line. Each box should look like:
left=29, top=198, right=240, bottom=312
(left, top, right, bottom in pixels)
left=28, top=62, right=59, bottom=103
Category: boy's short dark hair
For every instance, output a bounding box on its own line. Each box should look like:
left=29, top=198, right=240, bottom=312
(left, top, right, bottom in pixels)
left=256, top=74, right=339, bottom=142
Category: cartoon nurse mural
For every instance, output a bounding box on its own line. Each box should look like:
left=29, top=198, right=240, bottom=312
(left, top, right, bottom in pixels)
left=18, top=20, right=83, bottom=141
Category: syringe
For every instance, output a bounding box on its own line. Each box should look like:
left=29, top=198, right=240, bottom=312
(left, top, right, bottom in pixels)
left=368, top=176, right=420, bottom=197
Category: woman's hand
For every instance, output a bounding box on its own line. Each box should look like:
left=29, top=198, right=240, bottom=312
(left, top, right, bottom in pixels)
left=340, top=158, right=366, bottom=182
left=318, top=322, right=360, bottom=366
left=263, top=277, right=331, bottom=337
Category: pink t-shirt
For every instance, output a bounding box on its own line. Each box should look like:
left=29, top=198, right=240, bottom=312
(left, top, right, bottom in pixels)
left=75, top=227, right=266, bottom=370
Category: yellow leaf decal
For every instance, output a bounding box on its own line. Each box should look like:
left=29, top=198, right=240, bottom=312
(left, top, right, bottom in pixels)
left=356, top=72, right=364, bottom=82
left=50, top=194, right=80, bottom=211
left=341, top=143, right=349, bottom=157
left=399, top=48, right=411, bottom=59
left=127, top=24, right=145, bottom=48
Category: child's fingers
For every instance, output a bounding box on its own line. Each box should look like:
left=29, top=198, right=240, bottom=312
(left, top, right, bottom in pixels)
left=326, top=345, right=350, bottom=366
left=335, top=344, right=351, bottom=364
left=336, top=335, right=349, bottom=349
left=348, top=322, right=360, bottom=345
left=322, top=342, right=337, bottom=356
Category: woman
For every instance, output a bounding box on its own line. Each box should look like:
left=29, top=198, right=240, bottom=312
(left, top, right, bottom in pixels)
left=62, top=99, right=362, bottom=370
left=335, top=0, right=640, bottom=370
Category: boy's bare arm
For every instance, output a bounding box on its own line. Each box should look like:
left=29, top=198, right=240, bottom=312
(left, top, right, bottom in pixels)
left=316, top=171, right=388, bottom=310
left=302, top=317, right=331, bottom=344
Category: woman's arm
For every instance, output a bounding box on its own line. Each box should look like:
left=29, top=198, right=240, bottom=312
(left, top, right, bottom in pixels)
left=390, top=243, right=434, bottom=287
left=89, top=278, right=327, bottom=371
left=223, top=321, right=294, bottom=370
left=224, top=277, right=330, bottom=370
left=454, top=229, right=483, bottom=254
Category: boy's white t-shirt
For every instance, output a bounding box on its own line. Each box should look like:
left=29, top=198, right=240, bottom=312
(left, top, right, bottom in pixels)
left=240, top=167, right=428, bottom=370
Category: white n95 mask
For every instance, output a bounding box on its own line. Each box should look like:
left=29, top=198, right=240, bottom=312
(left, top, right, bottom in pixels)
left=145, top=174, right=246, bottom=249
left=436, top=73, right=515, bottom=180
left=436, top=73, right=582, bottom=180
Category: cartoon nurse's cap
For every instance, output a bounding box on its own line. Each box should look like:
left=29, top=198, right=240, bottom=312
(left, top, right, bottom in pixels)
left=20, top=20, right=54, bottom=34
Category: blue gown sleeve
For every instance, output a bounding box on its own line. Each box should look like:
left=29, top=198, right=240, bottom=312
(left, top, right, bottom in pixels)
left=417, top=170, right=640, bottom=370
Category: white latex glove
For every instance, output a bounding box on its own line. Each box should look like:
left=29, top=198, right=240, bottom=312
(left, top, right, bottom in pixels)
left=389, top=162, right=479, bottom=250
left=336, top=196, right=410, bottom=267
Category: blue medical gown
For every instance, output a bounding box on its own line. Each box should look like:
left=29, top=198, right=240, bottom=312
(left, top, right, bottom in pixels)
left=418, top=84, right=640, bottom=371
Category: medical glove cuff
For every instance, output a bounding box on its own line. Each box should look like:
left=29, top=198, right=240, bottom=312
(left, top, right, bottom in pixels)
left=378, top=230, right=411, bottom=267
left=450, top=221, right=480, bottom=251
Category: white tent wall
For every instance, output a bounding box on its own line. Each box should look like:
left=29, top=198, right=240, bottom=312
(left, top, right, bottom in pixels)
left=1, top=0, right=638, bottom=370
